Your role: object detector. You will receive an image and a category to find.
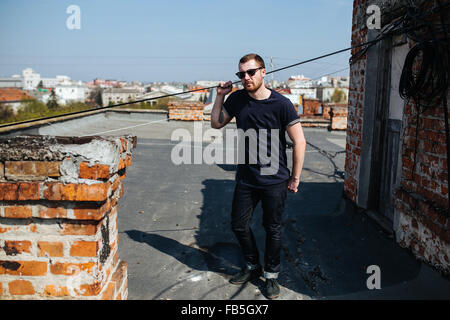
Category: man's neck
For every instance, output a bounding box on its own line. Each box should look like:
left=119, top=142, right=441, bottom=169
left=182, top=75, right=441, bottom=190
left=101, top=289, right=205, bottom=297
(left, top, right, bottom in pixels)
left=247, top=84, right=271, bottom=100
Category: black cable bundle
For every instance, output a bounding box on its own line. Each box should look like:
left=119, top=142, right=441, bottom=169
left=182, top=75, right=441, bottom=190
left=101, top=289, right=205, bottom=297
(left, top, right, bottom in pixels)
left=399, top=41, right=448, bottom=107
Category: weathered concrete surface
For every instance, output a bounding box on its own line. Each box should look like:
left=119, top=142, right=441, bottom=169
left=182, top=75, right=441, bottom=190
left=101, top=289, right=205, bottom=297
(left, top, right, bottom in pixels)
left=5, top=115, right=449, bottom=300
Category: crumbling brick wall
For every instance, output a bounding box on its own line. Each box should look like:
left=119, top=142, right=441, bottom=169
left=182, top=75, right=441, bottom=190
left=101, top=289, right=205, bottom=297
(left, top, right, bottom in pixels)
left=330, top=106, right=349, bottom=131
left=302, top=99, right=322, bottom=116
left=0, top=135, right=136, bottom=299
left=323, top=103, right=348, bottom=120
left=168, top=101, right=204, bottom=121
left=344, top=0, right=368, bottom=203
left=394, top=64, right=449, bottom=272
left=346, top=0, right=449, bottom=273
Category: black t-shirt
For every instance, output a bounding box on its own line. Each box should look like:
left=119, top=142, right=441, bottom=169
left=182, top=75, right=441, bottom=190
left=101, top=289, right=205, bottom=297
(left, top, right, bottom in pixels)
left=223, top=88, right=300, bottom=187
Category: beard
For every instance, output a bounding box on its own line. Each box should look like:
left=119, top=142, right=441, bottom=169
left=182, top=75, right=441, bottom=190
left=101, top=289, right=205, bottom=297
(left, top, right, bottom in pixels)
left=243, top=79, right=263, bottom=93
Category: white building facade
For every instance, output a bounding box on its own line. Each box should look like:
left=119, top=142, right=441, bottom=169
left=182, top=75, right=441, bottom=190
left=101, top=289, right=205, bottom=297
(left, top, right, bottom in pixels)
left=53, top=85, right=86, bottom=104
left=316, top=87, right=349, bottom=103
left=22, top=68, right=72, bottom=90
left=102, top=88, right=141, bottom=106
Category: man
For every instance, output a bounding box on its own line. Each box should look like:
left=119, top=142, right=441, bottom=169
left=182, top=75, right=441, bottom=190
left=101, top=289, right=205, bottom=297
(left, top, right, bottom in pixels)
left=211, top=53, right=306, bottom=299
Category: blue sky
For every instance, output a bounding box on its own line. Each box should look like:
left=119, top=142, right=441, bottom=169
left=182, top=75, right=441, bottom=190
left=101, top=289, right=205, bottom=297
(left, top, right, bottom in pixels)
left=0, top=0, right=354, bottom=83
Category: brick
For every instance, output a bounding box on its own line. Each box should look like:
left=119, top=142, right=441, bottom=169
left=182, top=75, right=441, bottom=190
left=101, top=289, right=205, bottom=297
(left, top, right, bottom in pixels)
left=0, top=183, right=18, bottom=200
left=38, top=241, right=64, bottom=257
left=4, top=206, right=32, bottom=219
left=5, top=161, right=60, bottom=180
left=126, top=155, right=132, bottom=167
left=0, top=182, right=39, bottom=201
left=118, top=157, right=126, bottom=170
left=111, top=175, right=121, bottom=191
left=0, top=282, right=2, bottom=295
left=8, top=280, right=35, bottom=295
left=60, top=222, right=98, bottom=236
left=18, top=182, right=40, bottom=200
left=118, top=155, right=132, bottom=170
left=2, top=240, right=32, bottom=256
left=39, top=206, right=67, bottom=219
left=101, top=282, right=115, bottom=300
left=73, top=199, right=111, bottom=220
left=44, top=182, right=110, bottom=202
left=79, top=282, right=101, bottom=296
left=111, top=260, right=128, bottom=293
left=0, top=260, right=47, bottom=276
left=0, top=224, right=37, bottom=234
left=79, top=162, right=110, bottom=180
left=50, top=262, right=96, bottom=276
left=43, top=285, right=69, bottom=297
left=0, top=162, right=4, bottom=179
left=70, top=241, right=98, bottom=257
left=119, top=138, right=128, bottom=153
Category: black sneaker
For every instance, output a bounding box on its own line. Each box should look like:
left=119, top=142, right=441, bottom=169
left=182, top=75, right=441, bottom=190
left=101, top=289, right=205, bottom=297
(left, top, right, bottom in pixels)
left=229, top=266, right=262, bottom=285
left=265, top=279, right=280, bottom=299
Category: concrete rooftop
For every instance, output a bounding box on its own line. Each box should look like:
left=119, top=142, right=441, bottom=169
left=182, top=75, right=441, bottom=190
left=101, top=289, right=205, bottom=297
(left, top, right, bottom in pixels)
left=7, top=110, right=450, bottom=300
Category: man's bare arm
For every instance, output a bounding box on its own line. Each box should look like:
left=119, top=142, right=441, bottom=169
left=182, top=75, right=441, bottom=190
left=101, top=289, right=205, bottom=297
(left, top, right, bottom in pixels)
left=286, top=122, right=306, bottom=193
left=211, top=81, right=232, bottom=129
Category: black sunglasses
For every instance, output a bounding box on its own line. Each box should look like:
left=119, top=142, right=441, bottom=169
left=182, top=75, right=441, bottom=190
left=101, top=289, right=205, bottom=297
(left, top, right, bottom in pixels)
left=235, top=67, right=263, bottom=79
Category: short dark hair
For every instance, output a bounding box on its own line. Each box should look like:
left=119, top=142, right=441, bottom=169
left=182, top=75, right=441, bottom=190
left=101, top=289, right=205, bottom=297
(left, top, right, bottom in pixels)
left=239, top=53, right=265, bottom=68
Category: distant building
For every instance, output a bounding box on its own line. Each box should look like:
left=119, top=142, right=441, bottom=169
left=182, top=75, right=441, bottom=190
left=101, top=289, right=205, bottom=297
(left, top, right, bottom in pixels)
left=330, top=76, right=349, bottom=88
left=53, top=84, right=86, bottom=104
left=133, top=90, right=168, bottom=107
left=316, top=87, right=349, bottom=103
left=102, top=88, right=141, bottom=106
left=285, top=75, right=317, bottom=99
left=195, top=80, right=221, bottom=88
left=286, top=75, right=314, bottom=88
left=0, top=76, right=22, bottom=89
left=290, top=87, right=317, bottom=99
left=22, top=68, right=41, bottom=90
left=185, top=86, right=209, bottom=102
left=0, top=88, right=33, bottom=113
left=93, top=78, right=119, bottom=88
left=22, top=68, right=72, bottom=90
left=41, top=75, right=71, bottom=88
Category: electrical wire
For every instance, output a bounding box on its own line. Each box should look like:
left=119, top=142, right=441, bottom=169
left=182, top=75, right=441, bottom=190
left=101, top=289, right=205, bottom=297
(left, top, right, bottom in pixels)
left=1, top=2, right=434, bottom=131
left=0, top=36, right=388, bottom=130
left=1, top=1, right=448, bottom=146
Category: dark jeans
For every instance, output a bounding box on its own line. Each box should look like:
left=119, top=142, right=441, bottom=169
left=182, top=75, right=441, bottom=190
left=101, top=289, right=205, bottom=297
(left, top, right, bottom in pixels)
left=231, top=180, right=288, bottom=278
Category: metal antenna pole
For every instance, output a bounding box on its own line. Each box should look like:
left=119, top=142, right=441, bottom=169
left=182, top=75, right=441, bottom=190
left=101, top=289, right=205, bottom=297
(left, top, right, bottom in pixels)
left=270, top=56, right=274, bottom=88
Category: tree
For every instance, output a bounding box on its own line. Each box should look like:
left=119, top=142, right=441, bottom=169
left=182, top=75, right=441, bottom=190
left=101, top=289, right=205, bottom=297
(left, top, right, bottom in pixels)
left=330, top=88, right=346, bottom=103
left=37, top=81, right=44, bottom=89
left=95, top=91, right=103, bottom=107
left=0, top=104, right=14, bottom=123
left=47, top=90, right=59, bottom=110
left=88, top=88, right=103, bottom=107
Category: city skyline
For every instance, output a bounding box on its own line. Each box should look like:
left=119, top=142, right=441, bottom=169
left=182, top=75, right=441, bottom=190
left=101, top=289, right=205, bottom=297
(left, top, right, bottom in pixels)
left=4, top=66, right=349, bottom=86
left=0, top=0, right=353, bottom=82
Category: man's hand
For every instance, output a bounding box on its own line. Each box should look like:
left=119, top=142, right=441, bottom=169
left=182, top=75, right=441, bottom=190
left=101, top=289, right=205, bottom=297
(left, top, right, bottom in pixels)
left=217, top=81, right=232, bottom=96
left=287, top=176, right=300, bottom=193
